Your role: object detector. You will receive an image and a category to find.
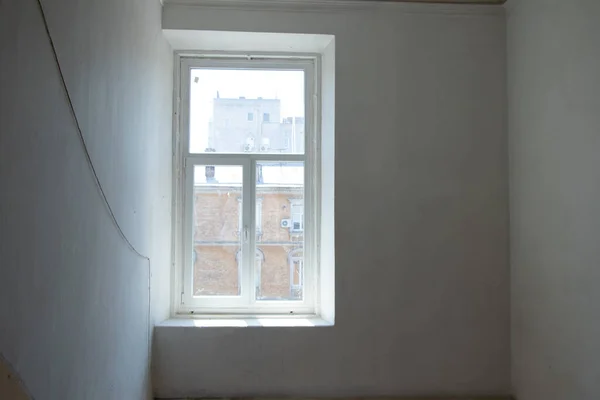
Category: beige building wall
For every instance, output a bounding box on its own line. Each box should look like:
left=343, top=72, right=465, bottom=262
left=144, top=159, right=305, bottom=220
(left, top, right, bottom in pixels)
left=193, top=190, right=304, bottom=299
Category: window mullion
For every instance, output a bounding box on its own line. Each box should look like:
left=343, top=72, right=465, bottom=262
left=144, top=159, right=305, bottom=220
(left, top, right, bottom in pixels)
left=248, top=159, right=257, bottom=305
left=240, top=159, right=254, bottom=306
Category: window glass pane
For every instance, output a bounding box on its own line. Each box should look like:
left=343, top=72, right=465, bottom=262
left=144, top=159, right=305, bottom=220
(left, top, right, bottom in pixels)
left=255, top=161, right=304, bottom=301
left=192, top=165, right=243, bottom=296
left=189, top=69, right=305, bottom=154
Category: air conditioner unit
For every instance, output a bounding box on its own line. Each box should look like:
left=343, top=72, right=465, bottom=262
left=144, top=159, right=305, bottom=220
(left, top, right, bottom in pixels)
left=280, top=219, right=291, bottom=228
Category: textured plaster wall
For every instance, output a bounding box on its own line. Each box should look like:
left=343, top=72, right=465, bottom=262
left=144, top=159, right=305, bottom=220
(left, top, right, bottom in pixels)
left=0, top=0, right=172, bottom=398
left=155, top=3, right=510, bottom=398
left=507, top=0, right=600, bottom=399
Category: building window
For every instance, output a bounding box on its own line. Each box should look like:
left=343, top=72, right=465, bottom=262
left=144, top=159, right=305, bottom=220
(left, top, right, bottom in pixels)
left=288, top=248, right=303, bottom=300
left=175, top=55, right=319, bottom=315
left=236, top=249, right=265, bottom=299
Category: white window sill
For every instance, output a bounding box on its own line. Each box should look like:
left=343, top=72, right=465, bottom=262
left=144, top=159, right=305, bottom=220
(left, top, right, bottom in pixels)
left=157, top=316, right=334, bottom=328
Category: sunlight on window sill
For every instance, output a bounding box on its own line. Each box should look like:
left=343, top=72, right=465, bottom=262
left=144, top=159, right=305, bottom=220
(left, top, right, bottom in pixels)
left=158, top=317, right=333, bottom=328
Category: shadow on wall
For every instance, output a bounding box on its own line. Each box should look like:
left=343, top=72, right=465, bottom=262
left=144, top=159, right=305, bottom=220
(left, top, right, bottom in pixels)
left=0, top=355, right=30, bottom=400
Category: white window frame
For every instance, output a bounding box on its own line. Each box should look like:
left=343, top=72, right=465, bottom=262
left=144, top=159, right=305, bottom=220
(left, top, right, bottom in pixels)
left=173, top=53, right=320, bottom=316
left=238, top=197, right=262, bottom=237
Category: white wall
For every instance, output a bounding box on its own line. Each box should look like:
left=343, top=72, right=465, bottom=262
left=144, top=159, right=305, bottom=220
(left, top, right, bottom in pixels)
left=0, top=0, right=172, bottom=398
left=507, top=1, right=600, bottom=399
left=155, top=3, right=509, bottom=398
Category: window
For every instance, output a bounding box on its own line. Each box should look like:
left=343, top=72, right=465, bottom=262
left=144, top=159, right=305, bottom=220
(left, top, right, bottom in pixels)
left=289, top=248, right=303, bottom=300
left=176, top=55, right=318, bottom=315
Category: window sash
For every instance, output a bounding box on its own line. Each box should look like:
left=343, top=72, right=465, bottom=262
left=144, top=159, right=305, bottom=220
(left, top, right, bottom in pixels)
left=238, top=198, right=262, bottom=235
left=175, top=55, right=319, bottom=315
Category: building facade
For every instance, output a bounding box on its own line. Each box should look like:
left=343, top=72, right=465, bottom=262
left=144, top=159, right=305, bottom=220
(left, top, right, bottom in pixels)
left=192, top=170, right=304, bottom=300
left=208, top=97, right=304, bottom=153
left=193, top=97, right=305, bottom=300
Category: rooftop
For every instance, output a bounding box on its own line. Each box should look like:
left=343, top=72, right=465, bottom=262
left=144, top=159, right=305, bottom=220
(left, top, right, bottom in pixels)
left=194, top=163, right=304, bottom=186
